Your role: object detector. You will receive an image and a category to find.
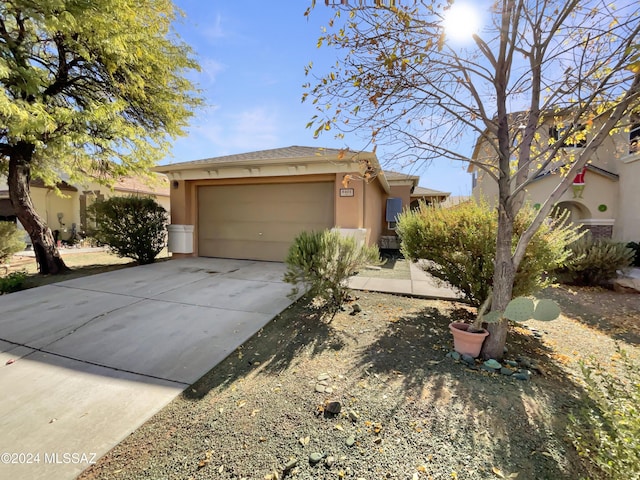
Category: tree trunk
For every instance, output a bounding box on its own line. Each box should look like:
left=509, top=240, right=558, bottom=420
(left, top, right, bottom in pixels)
left=8, top=142, right=68, bottom=275
left=481, top=204, right=515, bottom=360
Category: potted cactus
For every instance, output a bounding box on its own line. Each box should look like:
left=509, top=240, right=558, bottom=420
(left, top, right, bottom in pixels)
left=449, top=295, right=561, bottom=357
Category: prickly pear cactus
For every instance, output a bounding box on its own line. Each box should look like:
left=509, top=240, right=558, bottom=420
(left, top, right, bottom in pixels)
left=483, top=311, right=503, bottom=324
left=503, top=297, right=535, bottom=323
left=533, top=298, right=561, bottom=321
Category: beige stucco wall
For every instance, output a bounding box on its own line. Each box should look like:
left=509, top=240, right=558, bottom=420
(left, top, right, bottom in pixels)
left=364, top=177, right=385, bottom=246
left=524, top=171, right=618, bottom=221
left=334, top=173, right=364, bottom=230
left=29, top=188, right=79, bottom=235
left=617, top=156, right=640, bottom=241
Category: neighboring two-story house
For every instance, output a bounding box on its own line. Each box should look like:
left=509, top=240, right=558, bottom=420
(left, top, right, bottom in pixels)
left=469, top=114, right=640, bottom=241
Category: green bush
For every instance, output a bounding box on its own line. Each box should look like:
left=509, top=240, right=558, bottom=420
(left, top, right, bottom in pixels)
left=284, top=230, right=381, bottom=311
left=397, top=200, right=582, bottom=306
left=626, top=241, right=640, bottom=267
left=569, top=350, right=640, bottom=480
left=0, top=271, right=28, bottom=294
left=0, top=221, right=26, bottom=264
left=87, top=196, right=168, bottom=265
left=562, top=236, right=634, bottom=286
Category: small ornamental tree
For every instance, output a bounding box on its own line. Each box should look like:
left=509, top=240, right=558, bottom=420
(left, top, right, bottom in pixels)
left=88, top=197, right=168, bottom=265
left=305, top=0, right=640, bottom=358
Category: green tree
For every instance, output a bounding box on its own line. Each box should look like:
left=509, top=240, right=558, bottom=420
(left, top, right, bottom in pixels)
left=305, top=0, right=640, bottom=358
left=0, top=0, right=201, bottom=274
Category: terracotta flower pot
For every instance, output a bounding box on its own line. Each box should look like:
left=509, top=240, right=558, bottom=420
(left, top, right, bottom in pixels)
left=449, top=322, right=489, bottom=358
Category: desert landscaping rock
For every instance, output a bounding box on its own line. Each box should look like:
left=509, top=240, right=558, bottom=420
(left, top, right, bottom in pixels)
left=483, top=359, right=502, bottom=370
left=461, top=353, right=476, bottom=365
left=324, top=455, right=335, bottom=468
left=78, top=289, right=640, bottom=480
left=309, top=453, right=324, bottom=465
left=325, top=401, right=342, bottom=414
left=283, top=458, right=297, bottom=472
left=446, top=351, right=461, bottom=361
left=513, top=371, right=531, bottom=381
left=500, top=367, right=515, bottom=376
left=317, top=373, right=330, bottom=381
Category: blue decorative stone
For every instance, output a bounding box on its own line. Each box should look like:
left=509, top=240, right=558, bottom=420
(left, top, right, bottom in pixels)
left=483, top=359, right=502, bottom=370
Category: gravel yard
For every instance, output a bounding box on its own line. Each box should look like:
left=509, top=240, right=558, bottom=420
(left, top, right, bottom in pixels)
left=79, top=284, right=640, bottom=480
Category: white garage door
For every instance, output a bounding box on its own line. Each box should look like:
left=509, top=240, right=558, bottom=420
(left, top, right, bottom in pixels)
left=198, top=182, right=335, bottom=261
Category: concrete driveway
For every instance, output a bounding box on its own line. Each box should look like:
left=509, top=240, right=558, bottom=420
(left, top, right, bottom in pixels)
left=0, top=258, right=296, bottom=480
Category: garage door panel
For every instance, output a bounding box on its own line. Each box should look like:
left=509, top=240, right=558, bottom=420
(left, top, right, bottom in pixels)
left=198, top=182, right=334, bottom=261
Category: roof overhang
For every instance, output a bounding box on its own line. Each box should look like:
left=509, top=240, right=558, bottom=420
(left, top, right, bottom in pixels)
left=155, top=148, right=390, bottom=193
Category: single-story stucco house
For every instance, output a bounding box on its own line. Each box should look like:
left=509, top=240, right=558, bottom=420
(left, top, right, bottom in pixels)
left=155, top=146, right=449, bottom=262
left=0, top=174, right=170, bottom=244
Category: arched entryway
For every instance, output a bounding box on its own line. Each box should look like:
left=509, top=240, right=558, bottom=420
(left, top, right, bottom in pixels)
left=554, top=200, right=591, bottom=224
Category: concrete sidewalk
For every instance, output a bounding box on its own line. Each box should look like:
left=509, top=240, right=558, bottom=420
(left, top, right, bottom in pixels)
left=0, top=258, right=296, bottom=480
left=348, top=262, right=461, bottom=300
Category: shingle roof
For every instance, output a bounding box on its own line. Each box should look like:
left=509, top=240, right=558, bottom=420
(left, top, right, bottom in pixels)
left=160, top=145, right=363, bottom=169
left=384, top=170, right=420, bottom=182
left=412, top=186, right=450, bottom=197
left=113, top=174, right=170, bottom=196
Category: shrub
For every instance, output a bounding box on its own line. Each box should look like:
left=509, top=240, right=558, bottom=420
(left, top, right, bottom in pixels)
left=569, top=349, right=640, bottom=480
left=0, top=221, right=26, bottom=264
left=397, top=200, right=582, bottom=306
left=0, top=271, right=28, bottom=294
left=284, top=229, right=381, bottom=311
left=562, top=236, right=634, bottom=286
left=626, top=241, right=640, bottom=267
left=87, top=196, right=168, bottom=265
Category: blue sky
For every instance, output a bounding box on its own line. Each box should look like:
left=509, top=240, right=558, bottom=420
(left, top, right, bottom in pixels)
left=167, top=0, right=473, bottom=196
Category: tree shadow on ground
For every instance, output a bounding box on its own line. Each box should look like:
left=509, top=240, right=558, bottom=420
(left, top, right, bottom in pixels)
left=183, top=295, right=345, bottom=400
left=542, top=285, right=640, bottom=345
left=353, top=305, right=592, bottom=479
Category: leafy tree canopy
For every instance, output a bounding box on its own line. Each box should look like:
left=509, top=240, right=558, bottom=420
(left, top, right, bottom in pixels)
left=0, top=0, right=201, bottom=274
left=0, top=0, right=202, bottom=185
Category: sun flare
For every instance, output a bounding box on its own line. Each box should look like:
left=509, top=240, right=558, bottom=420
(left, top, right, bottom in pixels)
left=443, top=3, right=481, bottom=43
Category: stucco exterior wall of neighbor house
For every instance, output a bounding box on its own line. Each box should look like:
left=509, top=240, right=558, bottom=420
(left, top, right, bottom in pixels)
left=618, top=156, right=640, bottom=241
left=29, top=187, right=79, bottom=236
left=525, top=171, right=618, bottom=219
left=470, top=113, right=638, bottom=241
left=0, top=174, right=170, bottom=244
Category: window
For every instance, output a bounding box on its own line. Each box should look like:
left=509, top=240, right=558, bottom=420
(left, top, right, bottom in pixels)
left=549, top=124, right=586, bottom=148
left=630, top=122, right=640, bottom=155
